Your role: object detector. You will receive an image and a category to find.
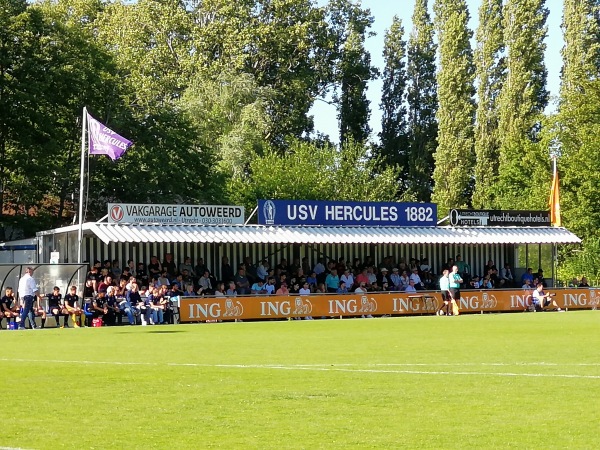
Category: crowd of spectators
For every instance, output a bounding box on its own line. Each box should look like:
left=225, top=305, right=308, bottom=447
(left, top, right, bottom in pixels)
left=90, top=253, right=554, bottom=300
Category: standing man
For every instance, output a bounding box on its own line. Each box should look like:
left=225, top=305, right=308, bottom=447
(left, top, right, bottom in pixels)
left=448, top=265, right=463, bottom=316
left=18, top=266, right=40, bottom=329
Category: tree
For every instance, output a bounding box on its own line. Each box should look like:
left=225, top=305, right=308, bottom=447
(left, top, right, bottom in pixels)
left=328, top=0, right=377, bottom=144
left=405, top=0, right=438, bottom=201
left=494, top=0, right=549, bottom=209
left=431, top=0, right=476, bottom=214
left=472, top=0, right=505, bottom=209
left=229, top=139, right=399, bottom=215
left=377, top=16, right=407, bottom=192
left=0, top=0, right=123, bottom=236
left=337, top=28, right=374, bottom=144
left=553, top=0, right=600, bottom=241
left=191, top=0, right=339, bottom=147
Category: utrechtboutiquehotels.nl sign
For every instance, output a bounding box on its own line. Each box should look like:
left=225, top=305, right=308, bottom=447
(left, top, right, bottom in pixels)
left=258, top=200, right=437, bottom=227
left=449, top=209, right=550, bottom=227
left=108, top=203, right=245, bottom=225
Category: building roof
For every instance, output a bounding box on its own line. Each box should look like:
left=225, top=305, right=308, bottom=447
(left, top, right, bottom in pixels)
left=40, top=223, right=581, bottom=245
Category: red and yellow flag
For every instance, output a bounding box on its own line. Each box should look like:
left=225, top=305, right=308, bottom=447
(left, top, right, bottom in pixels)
left=549, top=164, right=561, bottom=227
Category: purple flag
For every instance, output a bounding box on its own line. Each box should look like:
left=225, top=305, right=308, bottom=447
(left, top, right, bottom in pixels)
left=86, top=112, right=133, bottom=161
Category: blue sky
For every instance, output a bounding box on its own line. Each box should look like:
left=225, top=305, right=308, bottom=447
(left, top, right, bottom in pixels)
left=312, top=0, right=564, bottom=143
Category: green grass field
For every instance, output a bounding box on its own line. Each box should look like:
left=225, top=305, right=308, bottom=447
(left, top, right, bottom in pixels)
left=1, top=311, right=599, bottom=449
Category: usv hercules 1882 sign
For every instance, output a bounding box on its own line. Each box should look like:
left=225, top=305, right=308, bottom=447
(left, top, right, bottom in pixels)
left=108, top=203, right=245, bottom=225
left=449, top=210, right=550, bottom=227
left=258, top=200, right=437, bottom=227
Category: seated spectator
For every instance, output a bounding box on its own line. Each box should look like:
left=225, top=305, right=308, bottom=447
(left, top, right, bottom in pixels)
left=531, top=283, right=563, bottom=312
left=264, top=277, right=276, bottom=295
left=470, top=276, right=481, bottom=289
left=421, top=270, right=435, bottom=290
left=104, top=286, right=121, bottom=326
left=289, top=281, right=301, bottom=294
left=399, top=270, right=410, bottom=290
left=390, top=268, right=402, bottom=290
left=499, top=263, right=514, bottom=288
left=97, top=275, right=114, bottom=294
left=315, top=283, right=327, bottom=294
left=63, top=285, right=82, bottom=328
left=256, top=259, right=270, bottom=281
left=92, top=291, right=108, bottom=322
left=148, top=288, right=165, bottom=325
left=355, top=268, right=370, bottom=287
left=521, top=268, right=534, bottom=286
left=234, top=267, right=251, bottom=295
left=481, top=275, right=493, bottom=290
left=32, top=295, right=47, bottom=329
left=157, top=270, right=171, bottom=287
left=306, top=272, right=317, bottom=288
left=1, top=287, right=19, bottom=328
left=111, top=260, right=122, bottom=279
left=198, top=270, right=214, bottom=295
left=377, top=268, right=390, bottom=286
left=337, top=281, right=349, bottom=294
left=326, top=269, right=340, bottom=293
left=251, top=279, right=268, bottom=294
left=579, top=277, right=590, bottom=288
left=404, top=280, right=418, bottom=294
left=367, top=267, right=377, bottom=285
left=226, top=281, right=237, bottom=297
left=536, top=269, right=547, bottom=287
left=46, top=286, right=65, bottom=328
left=179, top=257, right=195, bottom=278
left=354, top=281, right=367, bottom=293
left=214, top=283, right=226, bottom=297
left=275, top=282, right=289, bottom=296
left=522, top=278, right=533, bottom=290
left=340, top=268, right=354, bottom=289
left=183, top=284, right=197, bottom=296
left=299, top=282, right=312, bottom=295
left=409, top=268, right=424, bottom=290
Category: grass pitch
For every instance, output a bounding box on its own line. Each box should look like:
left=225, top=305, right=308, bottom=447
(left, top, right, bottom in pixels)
left=1, top=311, right=599, bottom=449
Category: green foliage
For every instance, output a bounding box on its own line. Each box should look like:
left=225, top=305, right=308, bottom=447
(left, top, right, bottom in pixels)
left=472, top=0, right=504, bottom=209
left=329, top=0, right=377, bottom=144
left=558, top=239, right=600, bottom=286
left=431, top=0, right=475, bottom=215
left=405, top=0, right=438, bottom=201
left=495, top=0, right=549, bottom=209
left=228, top=139, right=399, bottom=215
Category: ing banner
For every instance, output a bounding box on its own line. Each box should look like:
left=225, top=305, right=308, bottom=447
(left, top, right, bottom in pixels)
left=178, top=288, right=600, bottom=322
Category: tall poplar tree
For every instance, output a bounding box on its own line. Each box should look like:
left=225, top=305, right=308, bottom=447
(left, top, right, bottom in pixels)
left=472, top=0, right=505, bottom=209
left=555, top=0, right=600, bottom=239
left=405, top=0, right=438, bottom=201
left=377, top=16, right=407, bottom=182
left=495, top=0, right=549, bottom=209
left=431, top=0, right=475, bottom=214
left=338, top=27, right=374, bottom=144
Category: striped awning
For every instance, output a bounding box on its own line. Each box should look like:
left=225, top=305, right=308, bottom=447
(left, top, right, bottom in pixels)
left=75, top=223, right=581, bottom=245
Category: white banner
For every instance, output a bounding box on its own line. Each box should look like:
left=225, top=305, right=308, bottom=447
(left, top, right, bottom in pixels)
left=108, top=203, right=245, bottom=225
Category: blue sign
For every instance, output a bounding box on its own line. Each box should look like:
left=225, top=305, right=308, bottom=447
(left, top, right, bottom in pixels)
left=258, top=200, right=437, bottom=227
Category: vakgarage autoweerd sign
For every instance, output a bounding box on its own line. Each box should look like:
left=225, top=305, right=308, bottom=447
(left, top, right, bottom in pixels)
left=108, top=203, right=245, bottom=225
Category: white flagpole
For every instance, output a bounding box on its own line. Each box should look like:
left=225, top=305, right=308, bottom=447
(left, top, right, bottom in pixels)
left=77, top=106, right=87, bottom=264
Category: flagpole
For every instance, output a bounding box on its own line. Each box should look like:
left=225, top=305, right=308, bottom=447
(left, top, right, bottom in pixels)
left=77, top=106, right=87, bottom=265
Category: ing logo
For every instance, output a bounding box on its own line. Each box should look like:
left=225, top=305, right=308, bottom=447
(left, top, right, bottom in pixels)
left=293, top=297, right=313, bottom=315
left=359, top=295, right=377, bottom=313
left=223, top=298, right=244, bottom=317
left=482, top=292, right=497, bottom=308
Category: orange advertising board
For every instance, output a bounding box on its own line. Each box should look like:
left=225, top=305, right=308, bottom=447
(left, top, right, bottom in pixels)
left=178, top=288, right=599, bottom=322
